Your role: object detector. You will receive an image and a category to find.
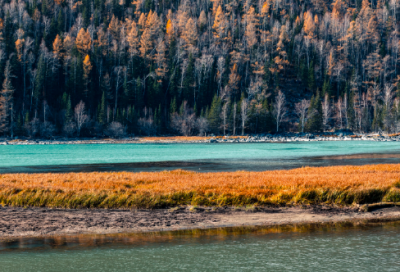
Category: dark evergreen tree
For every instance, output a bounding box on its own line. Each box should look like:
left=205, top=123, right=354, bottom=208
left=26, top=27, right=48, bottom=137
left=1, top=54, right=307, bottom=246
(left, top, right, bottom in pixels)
left=98, top=92, right=106, bottom=124
left=308, top=61, right=315, bottom=92
left=208, top=95, right=222, bottom=134
left=347, top=89, right=356, bottom=130
left=65, top=95, right=73, bottom=123
left=305, top=91, right=323, bottom=132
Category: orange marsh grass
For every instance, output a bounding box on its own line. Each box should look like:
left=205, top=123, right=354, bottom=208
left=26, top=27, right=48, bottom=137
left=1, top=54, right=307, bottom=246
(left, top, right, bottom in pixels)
left=138, top=136, right=247, bottom=142
left=139, top=136, right=213, bottom=142
left=1, top=164, right=400, bottom=209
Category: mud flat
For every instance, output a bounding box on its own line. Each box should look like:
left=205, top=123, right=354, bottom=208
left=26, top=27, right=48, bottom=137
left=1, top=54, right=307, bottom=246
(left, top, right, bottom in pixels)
left=1, top=205, right=400, bottom=239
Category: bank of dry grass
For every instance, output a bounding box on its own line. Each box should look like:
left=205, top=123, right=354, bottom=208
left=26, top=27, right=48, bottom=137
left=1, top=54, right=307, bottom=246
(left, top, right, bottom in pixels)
left=1, top=164, right=400, bottom=209
left=138, top=136, right=247, bottom=142
left=139, top=136, right=212, bottom=142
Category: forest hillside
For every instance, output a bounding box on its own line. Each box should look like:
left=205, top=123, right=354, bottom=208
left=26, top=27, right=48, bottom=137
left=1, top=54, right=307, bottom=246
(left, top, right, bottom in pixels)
left=0, top=0, right=399, bottom=138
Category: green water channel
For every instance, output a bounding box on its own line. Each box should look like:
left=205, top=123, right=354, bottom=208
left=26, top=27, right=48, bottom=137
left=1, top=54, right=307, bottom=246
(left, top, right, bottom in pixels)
left=1, top=141, right=400, bottom=173
left=1, top=222, right=399, bottom=271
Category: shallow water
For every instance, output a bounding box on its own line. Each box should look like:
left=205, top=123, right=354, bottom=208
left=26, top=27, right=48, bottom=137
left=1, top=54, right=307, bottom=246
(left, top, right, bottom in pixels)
left=1, top=141, right=400, bottom=173
left=1, top=223, right=400, bottom=271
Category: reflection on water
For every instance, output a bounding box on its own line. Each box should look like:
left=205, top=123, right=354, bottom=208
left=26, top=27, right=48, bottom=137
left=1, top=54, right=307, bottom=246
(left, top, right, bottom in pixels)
left=1, top=222, right=400, bottom=271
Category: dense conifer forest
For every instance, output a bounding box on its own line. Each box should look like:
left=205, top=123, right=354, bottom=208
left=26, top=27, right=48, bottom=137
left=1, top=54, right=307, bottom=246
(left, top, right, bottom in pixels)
left=0, top=0, right=399, bottom=138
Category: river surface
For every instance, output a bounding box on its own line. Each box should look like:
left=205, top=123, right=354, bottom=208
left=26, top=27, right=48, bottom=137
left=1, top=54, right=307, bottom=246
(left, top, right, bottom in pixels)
left=1, top=141, right=400, bottom=173
left=1, top=223, right=400, bottom=271
left=1, top=143, right=400, bottom=270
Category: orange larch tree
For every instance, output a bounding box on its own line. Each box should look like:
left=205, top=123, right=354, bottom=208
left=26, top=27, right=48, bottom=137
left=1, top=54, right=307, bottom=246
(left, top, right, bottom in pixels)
left=76, top=28, right=92, bottom=55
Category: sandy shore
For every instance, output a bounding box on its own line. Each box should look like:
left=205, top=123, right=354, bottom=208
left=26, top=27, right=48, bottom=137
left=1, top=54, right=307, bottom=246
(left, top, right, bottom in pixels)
left=1, top=205, right=400, bottom=239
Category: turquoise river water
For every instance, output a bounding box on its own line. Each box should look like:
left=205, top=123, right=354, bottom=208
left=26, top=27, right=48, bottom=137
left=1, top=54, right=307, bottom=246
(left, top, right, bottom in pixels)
left=1, top=141, right=400, bottom=271
left=1, top=223, right=400, bottom=271
left=0, top=141, right=400, bottom=172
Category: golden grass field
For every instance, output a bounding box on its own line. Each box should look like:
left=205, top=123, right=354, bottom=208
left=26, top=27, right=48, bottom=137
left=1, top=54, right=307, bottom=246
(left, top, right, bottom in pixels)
left=138, top=136, right=247, bottom=142
left=138, top=136, right=212, bottom=142
left=1, top=164, right=400, bottom=209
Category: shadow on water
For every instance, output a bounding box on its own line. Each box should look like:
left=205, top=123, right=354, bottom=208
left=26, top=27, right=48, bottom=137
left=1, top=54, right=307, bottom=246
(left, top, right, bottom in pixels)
left=1, top=152, right=400, bottom=173
left=1, top=220, right=400, bottom=252
left=0, top=161, right=222, bottom=174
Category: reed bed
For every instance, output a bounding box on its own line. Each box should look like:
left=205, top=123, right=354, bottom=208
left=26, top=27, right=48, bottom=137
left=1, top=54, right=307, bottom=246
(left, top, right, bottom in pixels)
left=1, top=164, right=400, bottom=209
left=139, top=136, right=212, bottom=142
left=138, top=136, right=247, bottom=142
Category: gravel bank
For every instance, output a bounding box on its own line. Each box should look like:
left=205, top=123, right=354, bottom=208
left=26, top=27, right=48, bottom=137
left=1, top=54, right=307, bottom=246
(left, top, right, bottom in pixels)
left=1, top=205, right=400, bottom=239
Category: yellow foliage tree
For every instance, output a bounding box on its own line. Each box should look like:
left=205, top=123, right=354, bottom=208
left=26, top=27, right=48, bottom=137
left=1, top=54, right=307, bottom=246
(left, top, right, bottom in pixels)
left=166, top=19, right=174, bottom=36
left=140, top=28, right=153, bottom=61
left=261, top=0, right=271, bottom=15
left=83, top=55, right=92, bottom=94
left=211, top=0, right=222, bottom=15
left=182, top=18, right=197, bottom=47
left=95, top=28, right=107, bottom=56
left=303, top=11, right=315, bottom=38
left=227, top=63, right=241, bottom=96
left=198, top=11, right=207, bottom=30
left=15, top=29, right=25, bottom=62
left=362, top=0, right=371, bottom=9
left=332, top=0, right=345, bottom=19
left=108, top=15, right=120, bottom=39
left=127, top=20, right=139, bottom=56
left=76, top=28, right=92, bottom=54
left=327, top=49, right=335, bottom=77
left=145, top=10, right=160, bottom=37
left=155, top=39, right=168, bottom=81
left=53, top=34, right=63, bottom=59
left=15, top=39, right=24, bottom=62
left=213, top=5, right=228, bottom=43
left=138, top=13, right=146, bottom=29
left=244, top=7, right=259, bottom=49
left=177, top=11, right=189, bottom=33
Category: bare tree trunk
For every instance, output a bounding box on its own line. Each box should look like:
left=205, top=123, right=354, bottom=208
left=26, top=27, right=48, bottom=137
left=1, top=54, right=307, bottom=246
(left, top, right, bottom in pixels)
left=75, top=100, right=89, bottom=137
left=322, top=94, right=331, bottom=131
left=295, top=99, right=310, bottom=133
left=337, top=97, right=343, bottom=129
left=274, top=90, right=286, bottom=133
left=241, top=99, right=248, bottom=136
left=10, top=102, right=13, bottom=138
left=113, top=67, right=125, bottom=120
left=233, top=103, right=237, bottom=135
left=221, top=102, right=228, bottom=136
left=343, top=93, right=349, bottom=129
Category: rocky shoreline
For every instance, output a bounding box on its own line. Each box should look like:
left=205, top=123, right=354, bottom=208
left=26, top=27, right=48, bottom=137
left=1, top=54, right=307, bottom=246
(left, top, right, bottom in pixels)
left=1, top=132, right=399, bottom=145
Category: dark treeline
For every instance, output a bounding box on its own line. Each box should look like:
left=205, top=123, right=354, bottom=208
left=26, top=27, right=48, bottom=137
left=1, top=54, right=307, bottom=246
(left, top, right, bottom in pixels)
left=0, top=0, right=400, bottom=138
